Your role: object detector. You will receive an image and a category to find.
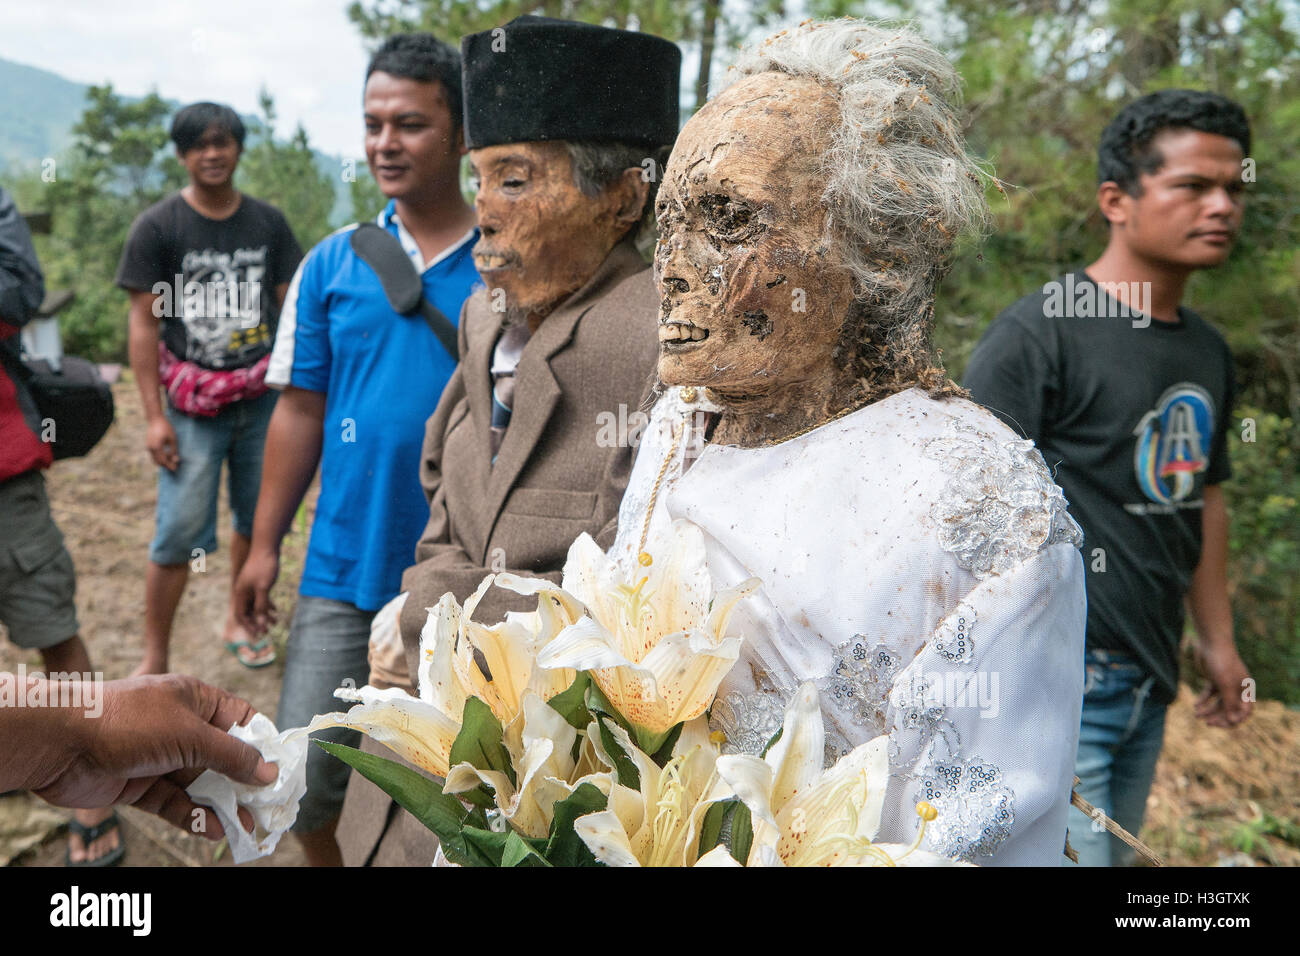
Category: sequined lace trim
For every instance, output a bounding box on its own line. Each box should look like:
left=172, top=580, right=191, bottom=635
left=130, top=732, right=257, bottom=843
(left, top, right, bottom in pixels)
left=817, top=617, right=1013, bottom=860
left=923, top=419, right=1083, bottom=579
left=819, top=606, right=976, bottom=762
left=710, top=691, right=786, bottom=757
left=931, top=601, right=976, bottom=664
left=918, top=757, right=1015, bottom=861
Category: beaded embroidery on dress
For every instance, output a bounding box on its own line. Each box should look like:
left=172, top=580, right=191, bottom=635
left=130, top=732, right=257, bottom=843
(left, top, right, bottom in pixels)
left=919, top=757, right=1016, bottom=859
left=922, top=419, right=1083, bottom=579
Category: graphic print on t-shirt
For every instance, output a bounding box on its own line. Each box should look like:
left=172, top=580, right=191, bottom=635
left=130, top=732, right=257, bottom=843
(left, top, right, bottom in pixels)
left=170, top=246, right=269, bottom=369
left=1129, top=382, right=1214, bottom=511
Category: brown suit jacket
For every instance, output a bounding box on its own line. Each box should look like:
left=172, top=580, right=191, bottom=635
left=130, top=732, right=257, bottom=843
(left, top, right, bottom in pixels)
left=397, top=238, right=659, bottom=675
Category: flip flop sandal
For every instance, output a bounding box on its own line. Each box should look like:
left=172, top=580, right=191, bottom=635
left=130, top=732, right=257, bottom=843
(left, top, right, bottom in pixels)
left=66, top=811, right=126, bottom=867
left=225, top=638, right=277, bottom=669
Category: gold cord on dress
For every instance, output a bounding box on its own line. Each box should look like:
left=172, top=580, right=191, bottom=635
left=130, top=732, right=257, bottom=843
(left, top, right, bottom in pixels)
left=637, top=420, right=686, bottom=565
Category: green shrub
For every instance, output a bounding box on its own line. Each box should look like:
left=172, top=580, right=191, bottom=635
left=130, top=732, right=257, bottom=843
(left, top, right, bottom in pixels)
left=1226, top=407, right=1300, bottom=705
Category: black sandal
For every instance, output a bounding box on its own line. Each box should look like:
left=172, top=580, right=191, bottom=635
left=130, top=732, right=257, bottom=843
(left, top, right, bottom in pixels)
left=66, top=811, right=126, bottom=867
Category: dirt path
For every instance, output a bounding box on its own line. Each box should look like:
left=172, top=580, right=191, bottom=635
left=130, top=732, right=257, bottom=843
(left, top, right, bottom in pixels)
left=3, top=379, right=1296, bottom=867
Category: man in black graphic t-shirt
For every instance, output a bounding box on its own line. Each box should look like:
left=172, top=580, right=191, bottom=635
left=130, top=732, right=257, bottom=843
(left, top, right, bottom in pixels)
left=119, top=198, right=300, bottom=370
left=965, top=90, right=1255, bottom=866
left=116, top=102, right=302, bottom=675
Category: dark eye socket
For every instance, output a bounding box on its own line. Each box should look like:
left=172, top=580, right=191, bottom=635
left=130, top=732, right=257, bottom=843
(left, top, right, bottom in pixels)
left=698, top=193, right=761, bottom=241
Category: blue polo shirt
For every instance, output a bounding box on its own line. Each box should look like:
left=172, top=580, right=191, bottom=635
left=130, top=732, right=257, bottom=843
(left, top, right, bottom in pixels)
left=267, top=201, right=481, bottom=611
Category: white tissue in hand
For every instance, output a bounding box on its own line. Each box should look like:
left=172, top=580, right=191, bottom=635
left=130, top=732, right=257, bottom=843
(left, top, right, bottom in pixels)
left=186, top=713, right=309, bottom=863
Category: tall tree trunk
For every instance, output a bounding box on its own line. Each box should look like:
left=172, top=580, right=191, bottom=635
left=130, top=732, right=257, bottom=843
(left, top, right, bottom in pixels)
left=694, top=0, right=721, bottom=112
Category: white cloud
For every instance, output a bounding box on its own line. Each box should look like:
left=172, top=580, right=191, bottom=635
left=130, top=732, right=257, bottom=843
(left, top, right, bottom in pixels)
left=0, top=0, right=372, bottom=157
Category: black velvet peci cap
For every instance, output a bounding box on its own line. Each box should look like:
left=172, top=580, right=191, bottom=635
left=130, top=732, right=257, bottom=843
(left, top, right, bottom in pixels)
left=461, top=16, right=681, bottom=150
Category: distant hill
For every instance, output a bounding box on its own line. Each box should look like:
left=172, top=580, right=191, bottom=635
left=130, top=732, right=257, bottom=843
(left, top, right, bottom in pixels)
left=0, top=55, right=355, bottom=226
left=0, top=57, right=89, bottom=166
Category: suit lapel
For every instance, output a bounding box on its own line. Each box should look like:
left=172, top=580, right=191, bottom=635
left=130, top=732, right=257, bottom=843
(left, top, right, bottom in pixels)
left=466, top=304, right=502, bottom=464
left=483, top=304, right=582, bottom=524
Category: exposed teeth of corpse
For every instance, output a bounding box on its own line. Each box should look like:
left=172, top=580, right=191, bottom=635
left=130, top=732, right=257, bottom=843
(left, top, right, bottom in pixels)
left=658, top=323, right=710, bottom=342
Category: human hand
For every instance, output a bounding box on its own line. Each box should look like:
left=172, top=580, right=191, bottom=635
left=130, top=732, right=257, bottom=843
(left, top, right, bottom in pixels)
left=145, top=415, right=180, bottom=471
left=233, top=548, right=279, bottom=636
left=30, top=675, right=278, bottom=840
left=1194, top=641, right=1254, bottom=728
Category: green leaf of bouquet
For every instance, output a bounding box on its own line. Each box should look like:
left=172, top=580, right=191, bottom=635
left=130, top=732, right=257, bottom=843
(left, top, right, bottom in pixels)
left=502, top=831, right=552, bottom=867
left=648, top=723, right=684, bottom=765
left=633, top=723, right=677, bottom=758
left=583, top=679, right=633, bottom=736
left=593, top=714, right=640, bottom=791
left=315, top=740, right=491, bottom=866
left=698, top=798, right=731, bottom=857
left=546, top=671, right=592, bottom=731
left=545, top=782, right=607, bottom=867
left=450, top=696, right=516, bottom=789
left=729, top=801, right=754, bottom=865
left=461, top=826, right=509, bottom=866
left=451, top=784, right=495, bottom=810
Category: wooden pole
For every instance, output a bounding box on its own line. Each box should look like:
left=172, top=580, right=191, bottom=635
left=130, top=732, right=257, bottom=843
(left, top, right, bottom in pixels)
left=1070, top=776, right=1164, bottom=866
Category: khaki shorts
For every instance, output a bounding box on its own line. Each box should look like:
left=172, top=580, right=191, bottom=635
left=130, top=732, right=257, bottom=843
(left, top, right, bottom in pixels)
left=0, top=470, right=79, bottom=650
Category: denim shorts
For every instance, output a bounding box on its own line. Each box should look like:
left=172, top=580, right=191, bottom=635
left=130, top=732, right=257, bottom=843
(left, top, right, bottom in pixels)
left=149, top=391, right=276, bottom=565
left=276, top=594, right=376, bottom=833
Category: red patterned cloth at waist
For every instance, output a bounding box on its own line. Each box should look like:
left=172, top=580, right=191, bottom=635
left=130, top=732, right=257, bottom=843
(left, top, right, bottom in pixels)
left=158, top=342, right=270, bottom=417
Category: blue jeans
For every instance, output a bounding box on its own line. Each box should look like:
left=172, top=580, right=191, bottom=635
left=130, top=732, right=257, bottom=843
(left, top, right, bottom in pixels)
left=1069, top=647, right=1168, bottom=866
left=276, top=594, right=375, bottom=833
left=150, top=392, right=276, bottom=565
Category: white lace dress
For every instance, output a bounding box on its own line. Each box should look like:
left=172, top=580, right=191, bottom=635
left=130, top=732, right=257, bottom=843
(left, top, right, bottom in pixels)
left=609, top=386, right=1087, bottom=865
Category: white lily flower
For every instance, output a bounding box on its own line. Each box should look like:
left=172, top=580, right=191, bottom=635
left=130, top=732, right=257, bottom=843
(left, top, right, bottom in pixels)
left=444, top=692, right=617, bottom=840
left=417, top=590, right=469, bottom=717
left=307, top=685, right=462, bottom=779
left=469, top=574, right=579, bottom=724
left=572, top=715, right=727, bottom=867
left=693, top=845, right=743, bottom=866
left=531, top=522, right=760, bottom=741
left=713, top=682, right=969, bottom=867
left=312, top=575, right=576, bottom=781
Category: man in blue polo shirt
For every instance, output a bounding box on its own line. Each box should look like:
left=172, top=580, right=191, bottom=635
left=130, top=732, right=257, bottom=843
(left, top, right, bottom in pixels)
left=232, top=32, right=479, bottom=866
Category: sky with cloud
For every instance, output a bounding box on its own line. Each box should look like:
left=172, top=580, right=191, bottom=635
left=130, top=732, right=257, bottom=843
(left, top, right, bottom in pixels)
left=0, top=0, right=838, bottom=159
left=0, top=0, right=372, bottom=158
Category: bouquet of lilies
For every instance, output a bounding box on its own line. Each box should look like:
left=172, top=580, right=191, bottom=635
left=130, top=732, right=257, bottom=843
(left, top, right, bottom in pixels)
left=309, top=520, right=958, bottom=867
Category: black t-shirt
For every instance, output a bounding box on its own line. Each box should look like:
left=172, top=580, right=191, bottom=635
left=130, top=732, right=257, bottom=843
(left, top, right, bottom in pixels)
left=116, top=193, right=303, bottom=370
left=962, top=271, right=1234, bottom=704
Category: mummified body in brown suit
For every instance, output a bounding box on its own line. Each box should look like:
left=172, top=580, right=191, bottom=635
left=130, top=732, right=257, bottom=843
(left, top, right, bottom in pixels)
left=335, top=245, right=657, bottom=866
left=335, top=16, right=680, bottom=866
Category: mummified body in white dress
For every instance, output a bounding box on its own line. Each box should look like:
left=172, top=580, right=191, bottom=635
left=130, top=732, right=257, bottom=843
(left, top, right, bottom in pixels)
left=607, top=20, right=1089, bottom=864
